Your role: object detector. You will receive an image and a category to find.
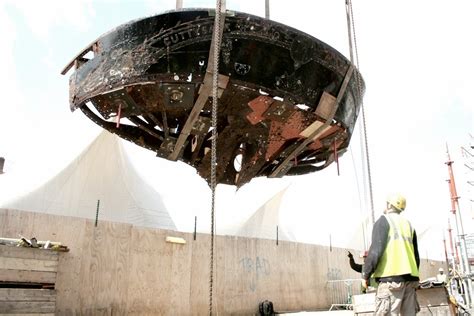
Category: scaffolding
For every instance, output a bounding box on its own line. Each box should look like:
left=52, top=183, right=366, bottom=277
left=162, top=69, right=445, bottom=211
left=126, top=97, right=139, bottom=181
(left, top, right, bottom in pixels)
left=445, top=144, right=473, bottom=308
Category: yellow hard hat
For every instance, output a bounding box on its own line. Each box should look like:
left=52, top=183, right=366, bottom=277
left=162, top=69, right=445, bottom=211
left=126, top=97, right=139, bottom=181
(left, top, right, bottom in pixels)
left=387, top=193, right=406, bottom=211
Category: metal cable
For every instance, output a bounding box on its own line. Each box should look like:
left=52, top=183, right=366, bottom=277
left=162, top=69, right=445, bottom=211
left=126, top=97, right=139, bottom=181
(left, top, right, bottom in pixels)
left=265, top=0, right=270, bottom=19
left=346, top=0, right=375, bottom=226
left=209, top=1, right=223, bottom=314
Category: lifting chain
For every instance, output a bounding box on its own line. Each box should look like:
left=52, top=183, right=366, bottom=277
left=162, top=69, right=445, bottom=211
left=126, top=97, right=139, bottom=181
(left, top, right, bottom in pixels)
left=209, top=0, right=225, bottom=315
left=345, top=0, right=375, bottom=227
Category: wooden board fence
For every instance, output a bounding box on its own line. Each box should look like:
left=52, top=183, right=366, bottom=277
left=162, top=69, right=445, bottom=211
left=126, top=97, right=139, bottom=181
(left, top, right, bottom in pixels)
left=0, top=208, right=444, bottom=315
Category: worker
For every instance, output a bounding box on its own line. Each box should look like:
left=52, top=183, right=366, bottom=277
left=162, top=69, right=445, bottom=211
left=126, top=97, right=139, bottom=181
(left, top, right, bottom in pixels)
left=436, top=268, right=447, bottom=283
left=362, top=194, right=420, bottom=315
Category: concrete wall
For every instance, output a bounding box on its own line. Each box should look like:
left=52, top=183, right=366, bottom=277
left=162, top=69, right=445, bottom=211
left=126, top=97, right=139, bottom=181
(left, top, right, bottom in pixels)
left=0, top=209, right=443, bottom=315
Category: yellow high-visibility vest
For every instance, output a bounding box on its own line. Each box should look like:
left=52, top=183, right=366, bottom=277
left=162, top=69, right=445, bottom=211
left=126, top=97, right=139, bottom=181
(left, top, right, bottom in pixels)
left=373, top=213, right=419, bottom=278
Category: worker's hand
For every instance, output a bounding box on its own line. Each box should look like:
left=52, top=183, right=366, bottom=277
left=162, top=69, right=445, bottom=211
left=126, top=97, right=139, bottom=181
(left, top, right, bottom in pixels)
left=347, top=251, right=353, bottom=259
left=362, top=278, right=369, bottom=290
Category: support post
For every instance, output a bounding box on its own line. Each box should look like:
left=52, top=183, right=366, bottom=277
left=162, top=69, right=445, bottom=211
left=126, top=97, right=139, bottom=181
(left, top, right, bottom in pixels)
left=443, top=236, right=450, bottom=272
left=276, top=225, right=279, bottom=245
left=95, top=200, right=100, bottom=227
left=194, top=216, right=197, bottom=240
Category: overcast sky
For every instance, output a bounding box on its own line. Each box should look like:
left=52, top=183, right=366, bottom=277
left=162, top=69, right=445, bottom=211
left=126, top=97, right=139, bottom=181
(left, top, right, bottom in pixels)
left=0, top=0, right=472, bottom=260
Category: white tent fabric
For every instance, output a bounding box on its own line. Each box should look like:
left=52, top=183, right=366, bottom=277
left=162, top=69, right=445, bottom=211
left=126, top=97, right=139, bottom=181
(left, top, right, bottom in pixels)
left=3, top=131, right=176, bottom=230
left=236, top=187, right=296, bottom=241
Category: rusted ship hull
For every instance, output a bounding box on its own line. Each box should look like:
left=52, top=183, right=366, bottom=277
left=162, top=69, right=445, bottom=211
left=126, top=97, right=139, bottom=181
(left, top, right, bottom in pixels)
left=63, top=9, right=365, bottom=187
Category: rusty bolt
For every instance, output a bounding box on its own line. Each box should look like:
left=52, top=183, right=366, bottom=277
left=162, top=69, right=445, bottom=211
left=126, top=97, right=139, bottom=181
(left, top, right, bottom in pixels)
left=170, top=89, right=184, bottom=101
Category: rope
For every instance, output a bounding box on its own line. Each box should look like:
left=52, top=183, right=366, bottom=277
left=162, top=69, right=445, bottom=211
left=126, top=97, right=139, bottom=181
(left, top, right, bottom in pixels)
left=345, top=0, right=375, bottom=227
left=209, top=1, right=224, bottom=314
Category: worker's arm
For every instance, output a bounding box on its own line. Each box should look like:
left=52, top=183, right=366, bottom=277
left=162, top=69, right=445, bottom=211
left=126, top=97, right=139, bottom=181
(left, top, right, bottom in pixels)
left=350, top=258, right=363, bottom=273
left=348, top=253, right=363, bottom=273
left=362, top=216, right=389, bottom=280
left=413, top=230, right=420, bottom=269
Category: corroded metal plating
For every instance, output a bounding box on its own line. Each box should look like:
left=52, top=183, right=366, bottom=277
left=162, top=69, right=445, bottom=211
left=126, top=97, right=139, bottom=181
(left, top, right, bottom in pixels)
left=63, top=9, right=365, bottom=187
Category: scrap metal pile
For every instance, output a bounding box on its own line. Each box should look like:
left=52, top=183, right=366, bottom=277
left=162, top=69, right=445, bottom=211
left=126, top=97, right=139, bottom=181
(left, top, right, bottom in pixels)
left=62, top=9, right=364, bottom=187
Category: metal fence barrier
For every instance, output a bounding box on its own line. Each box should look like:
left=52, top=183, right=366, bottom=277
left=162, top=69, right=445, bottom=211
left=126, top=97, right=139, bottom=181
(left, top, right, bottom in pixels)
left=326, top=279, right=364, bottom=310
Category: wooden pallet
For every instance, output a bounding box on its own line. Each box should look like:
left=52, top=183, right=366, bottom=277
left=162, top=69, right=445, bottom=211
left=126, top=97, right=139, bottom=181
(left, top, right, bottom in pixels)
left=0, top=245, right=58, bottom=315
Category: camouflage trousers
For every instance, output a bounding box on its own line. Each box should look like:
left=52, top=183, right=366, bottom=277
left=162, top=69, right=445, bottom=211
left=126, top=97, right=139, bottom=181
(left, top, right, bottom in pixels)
left=375, top=281, right=420, bottom=315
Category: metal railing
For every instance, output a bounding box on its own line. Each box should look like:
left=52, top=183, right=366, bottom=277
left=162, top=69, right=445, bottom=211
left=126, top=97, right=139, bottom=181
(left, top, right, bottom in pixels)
left=326, top=278, right=364, bottom=310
